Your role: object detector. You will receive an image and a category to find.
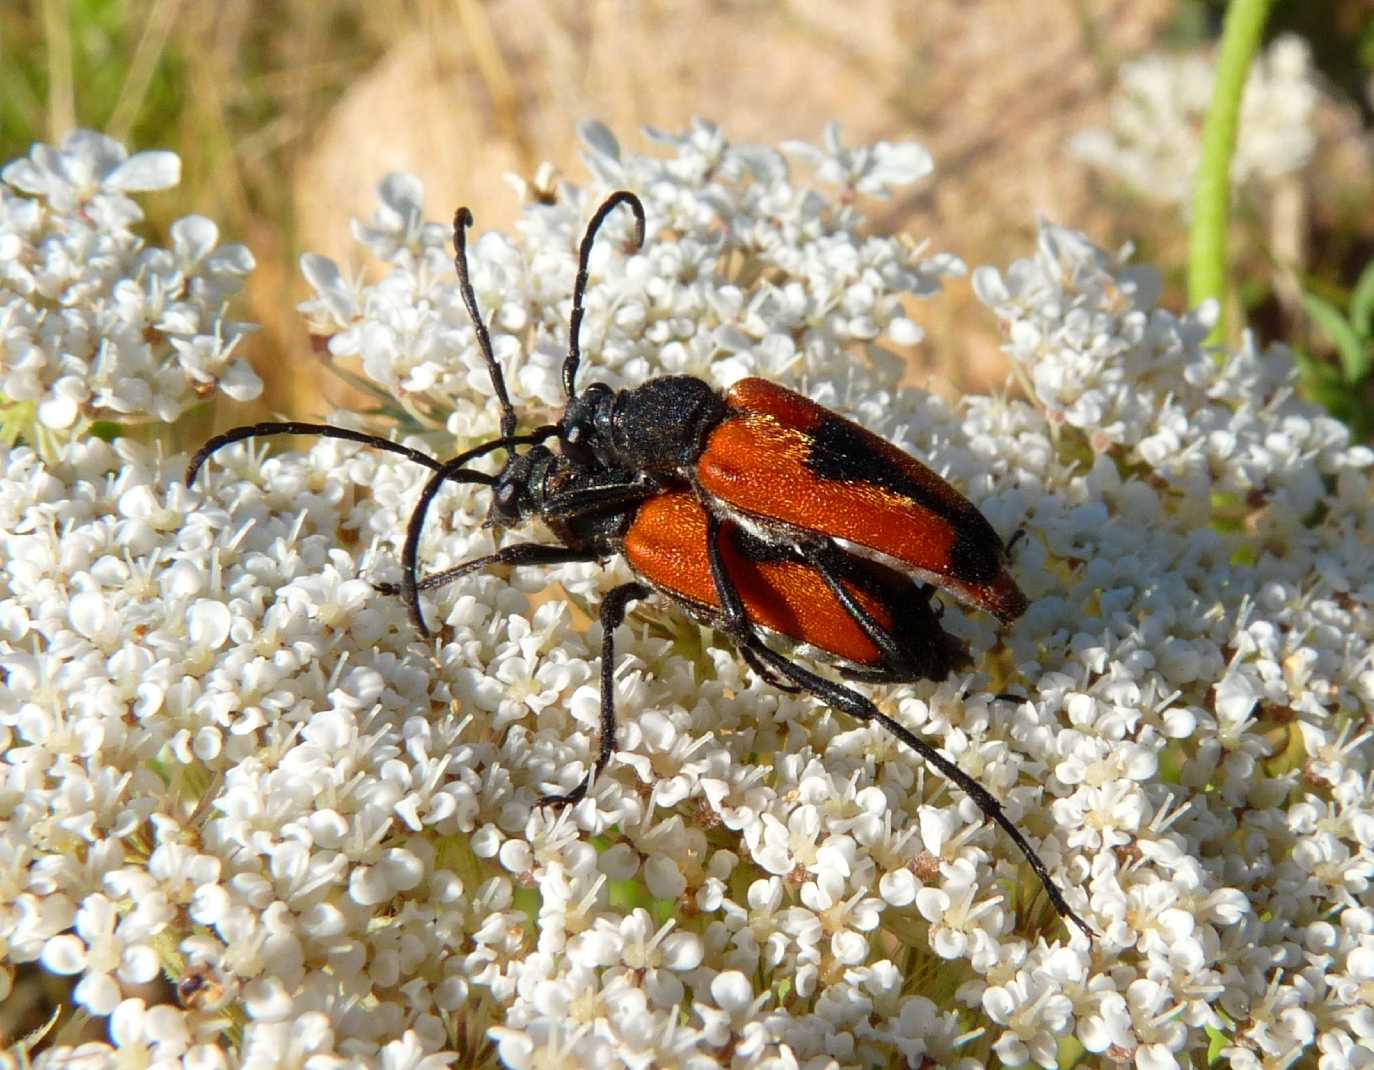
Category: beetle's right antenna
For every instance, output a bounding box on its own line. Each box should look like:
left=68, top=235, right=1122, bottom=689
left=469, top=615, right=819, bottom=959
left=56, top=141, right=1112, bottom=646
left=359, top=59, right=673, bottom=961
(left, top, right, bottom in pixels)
left=453, top=207, right=519, bottom=443
left=562, top=191, right=646, bottom=399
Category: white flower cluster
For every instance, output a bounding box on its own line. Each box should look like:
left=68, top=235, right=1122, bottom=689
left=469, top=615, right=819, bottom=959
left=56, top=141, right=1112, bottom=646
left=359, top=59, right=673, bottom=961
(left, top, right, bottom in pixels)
left=0, top=131, right=260, bottom=437
left=970, top=223, right=1374, bottom=1068
left=1, top=124, right=1371, bottom=1069
left=297, top=120, right=958, bottom=448
left=1071, top=34, right=1321, bottom=209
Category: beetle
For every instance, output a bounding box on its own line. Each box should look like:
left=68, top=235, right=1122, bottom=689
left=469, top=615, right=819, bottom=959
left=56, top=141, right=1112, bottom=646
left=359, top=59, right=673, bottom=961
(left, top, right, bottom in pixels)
left=187, top=192, right=1093, bottom=937
left=533, top=194, right=1027, bottom=627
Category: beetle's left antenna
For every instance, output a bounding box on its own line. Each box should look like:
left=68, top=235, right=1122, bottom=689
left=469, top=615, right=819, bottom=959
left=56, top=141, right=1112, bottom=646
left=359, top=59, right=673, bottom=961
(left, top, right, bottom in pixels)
left=453, top=208, right=518, bottom=443
left=562, top=191, right=646, bottom=399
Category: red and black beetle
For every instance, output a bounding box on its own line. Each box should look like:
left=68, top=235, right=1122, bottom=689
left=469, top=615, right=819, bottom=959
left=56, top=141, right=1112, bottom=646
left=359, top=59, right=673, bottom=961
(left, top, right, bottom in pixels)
left=188, top=191, right=1092, bottom=938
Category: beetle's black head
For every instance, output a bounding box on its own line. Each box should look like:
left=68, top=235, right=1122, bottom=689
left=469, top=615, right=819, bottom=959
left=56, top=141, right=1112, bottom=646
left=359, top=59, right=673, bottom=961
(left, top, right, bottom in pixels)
left=558, top=381, right=616, bottom=467
left=487, top=445, right=557, bottom=528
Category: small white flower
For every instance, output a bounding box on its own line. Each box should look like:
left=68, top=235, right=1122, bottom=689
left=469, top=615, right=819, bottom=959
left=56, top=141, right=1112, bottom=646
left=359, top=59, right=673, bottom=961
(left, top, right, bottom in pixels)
left=1, top=132, right=259, bottom=442
left=2, top=130, right=178, bottom=213
left=784, top=121, right=935, bottom=198
left=40, top=894, right=162, bottom=1016
left=1072, top=34, right=1322, bottom=209
left=109, top=998, right=191, bottom=1065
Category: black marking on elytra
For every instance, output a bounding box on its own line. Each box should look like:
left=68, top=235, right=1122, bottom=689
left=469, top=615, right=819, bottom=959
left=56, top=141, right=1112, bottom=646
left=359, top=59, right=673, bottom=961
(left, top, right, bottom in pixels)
left=805, top=416, right=1003, bottom=584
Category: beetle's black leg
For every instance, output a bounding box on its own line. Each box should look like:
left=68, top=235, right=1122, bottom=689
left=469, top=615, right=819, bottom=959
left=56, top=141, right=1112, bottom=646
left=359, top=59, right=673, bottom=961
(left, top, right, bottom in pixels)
left=538, top=475, right=660, bottom=520
left=739, top=643, right=802, bottom=692
left=701, top=514, right=1094, bottom=939
left=391, top=471, right=654, bottom=598
left=186, top=422, right=443, bottom=487
left=538, top=580, right=650, bottom=808
left=833, top=664, right=914, bottom=684
left=398, top=466, right=652, bottom=629
left=374, top=543, right=602, bottom=597
left=799, top=543, right=913, bottom=670
left=742, top=638, right=1094, bottom=938
left=803, top=545, right=973, bottom=687
left=803, top=547, right=1020, bottom=696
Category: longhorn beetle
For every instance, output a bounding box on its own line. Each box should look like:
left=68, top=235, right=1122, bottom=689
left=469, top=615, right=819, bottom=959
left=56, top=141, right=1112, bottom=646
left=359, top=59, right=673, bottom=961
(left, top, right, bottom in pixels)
left=188, top=192, right=1093, bottom=938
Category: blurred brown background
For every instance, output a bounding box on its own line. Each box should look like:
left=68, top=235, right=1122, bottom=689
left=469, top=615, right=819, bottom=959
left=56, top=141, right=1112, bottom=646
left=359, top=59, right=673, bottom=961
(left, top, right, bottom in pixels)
left=2, top=0, right=1372, bottom=427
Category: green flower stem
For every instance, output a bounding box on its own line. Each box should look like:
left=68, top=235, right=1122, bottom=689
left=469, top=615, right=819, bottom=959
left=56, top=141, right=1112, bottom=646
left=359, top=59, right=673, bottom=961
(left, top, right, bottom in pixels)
left=1187, top=0, right=1274, bottom=346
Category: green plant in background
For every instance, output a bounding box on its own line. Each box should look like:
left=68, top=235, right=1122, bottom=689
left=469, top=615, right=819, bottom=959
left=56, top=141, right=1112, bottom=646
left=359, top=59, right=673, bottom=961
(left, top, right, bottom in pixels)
left=1, top=1, right=400, bottom=238
left=1186, top=0, right=1273, bottom=344
left=2, top=0, right=197, bottom=227
left=1175, top=0, right=1374, bottom=440
left=1299, top=260, right=1374, bottom=440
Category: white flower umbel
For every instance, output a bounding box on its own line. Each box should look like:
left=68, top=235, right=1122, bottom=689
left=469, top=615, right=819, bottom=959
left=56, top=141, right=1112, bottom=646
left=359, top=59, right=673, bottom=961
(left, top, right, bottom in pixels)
left=0, top=130, right=260, bottom=446
left=2, top=124, right=1371, bottom=1069
left=1071, top=34, right=1321, bottom=209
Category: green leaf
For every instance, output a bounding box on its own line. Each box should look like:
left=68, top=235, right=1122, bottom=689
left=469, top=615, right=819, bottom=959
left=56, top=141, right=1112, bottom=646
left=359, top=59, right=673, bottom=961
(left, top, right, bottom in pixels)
left=1350, top=259, right=1374, bottom=342
left=1294, top=346, right=1372, bottom=438
left=1303, top=292, right=1370, bottom=383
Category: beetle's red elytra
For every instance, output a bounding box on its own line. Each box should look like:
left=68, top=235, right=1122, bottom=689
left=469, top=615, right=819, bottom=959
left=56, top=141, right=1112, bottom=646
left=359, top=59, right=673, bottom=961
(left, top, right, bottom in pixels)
left=695, top=376, right=1029, bottom=623
left=623, top=489, right=970, bottom=675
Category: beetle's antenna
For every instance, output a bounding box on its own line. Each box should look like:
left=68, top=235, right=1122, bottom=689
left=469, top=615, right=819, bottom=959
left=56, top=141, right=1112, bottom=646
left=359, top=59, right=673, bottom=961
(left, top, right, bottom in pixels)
left=454, top=207, right=519, bottom=443
left=401, top=425, right=558, bottom=633
left=186, top=421, right=443, bottom=488
left=562, top=191, right=646, bottom=399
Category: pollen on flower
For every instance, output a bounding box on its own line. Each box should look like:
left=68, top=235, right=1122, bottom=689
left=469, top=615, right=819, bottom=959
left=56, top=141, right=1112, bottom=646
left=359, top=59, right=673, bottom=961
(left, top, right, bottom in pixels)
left=2, top=121, right=1371, bottom=1070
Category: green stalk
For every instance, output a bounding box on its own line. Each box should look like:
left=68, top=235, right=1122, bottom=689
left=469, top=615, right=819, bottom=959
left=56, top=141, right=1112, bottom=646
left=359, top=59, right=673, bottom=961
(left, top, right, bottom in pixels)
left=1187, top=0, right=1273, bottom=346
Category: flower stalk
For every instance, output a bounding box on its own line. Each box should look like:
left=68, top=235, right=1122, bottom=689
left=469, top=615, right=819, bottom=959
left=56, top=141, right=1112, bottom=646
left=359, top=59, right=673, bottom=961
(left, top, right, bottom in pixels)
left=1187, top=0, right=1275, bottom=344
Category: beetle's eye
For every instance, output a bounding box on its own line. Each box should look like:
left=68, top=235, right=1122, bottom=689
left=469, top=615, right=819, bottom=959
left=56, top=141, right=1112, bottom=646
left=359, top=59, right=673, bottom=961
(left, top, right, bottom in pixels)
left=566, top=424, right=584, bottom=446
left=497, top=483, right=516, bottom=505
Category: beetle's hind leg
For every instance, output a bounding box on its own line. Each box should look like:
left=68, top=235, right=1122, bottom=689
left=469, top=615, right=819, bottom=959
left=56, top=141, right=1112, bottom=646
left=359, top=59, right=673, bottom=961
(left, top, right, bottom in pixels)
left=798, top=543, right=968, bottom=686
left=743, top=635, right=1092, bottom=938
left=739, top=642, right=803, bottom=692
left=701, top=515, right=1094, bottom=939
left=798, top=543, right=913, bottom=670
